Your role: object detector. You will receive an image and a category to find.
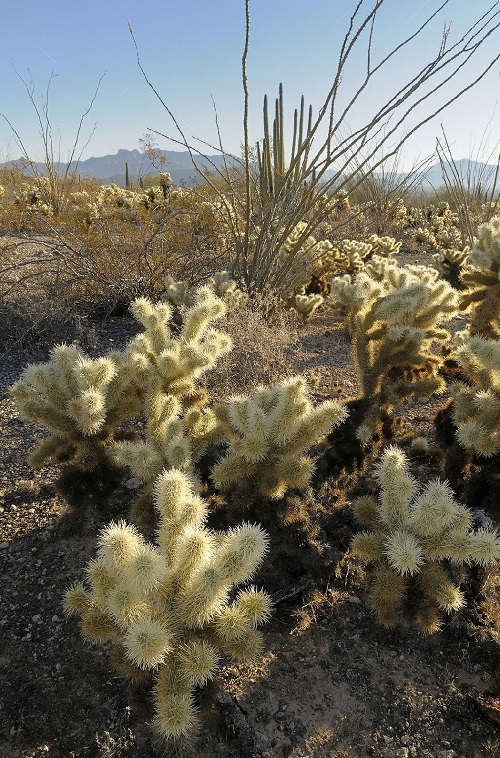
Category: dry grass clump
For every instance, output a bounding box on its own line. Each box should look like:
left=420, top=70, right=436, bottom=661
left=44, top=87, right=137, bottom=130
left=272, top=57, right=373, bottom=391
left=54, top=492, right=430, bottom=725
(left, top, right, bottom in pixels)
left=206, top=300, right=299, bottom=400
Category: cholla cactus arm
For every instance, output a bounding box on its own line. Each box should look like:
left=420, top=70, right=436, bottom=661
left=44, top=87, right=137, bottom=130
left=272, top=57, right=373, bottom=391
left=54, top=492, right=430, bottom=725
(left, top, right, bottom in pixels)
left=350, top=446, right=500, bottom=633
left=211, top=376, right=348, bottom=499
left=293, top=293, right=324, bottom=323
left=64, top=469, right=271, bottom=743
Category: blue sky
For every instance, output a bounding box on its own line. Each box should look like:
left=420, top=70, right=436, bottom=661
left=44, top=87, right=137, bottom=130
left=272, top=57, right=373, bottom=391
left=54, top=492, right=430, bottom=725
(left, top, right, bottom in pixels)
left=1, top=1, right=499, bottom=171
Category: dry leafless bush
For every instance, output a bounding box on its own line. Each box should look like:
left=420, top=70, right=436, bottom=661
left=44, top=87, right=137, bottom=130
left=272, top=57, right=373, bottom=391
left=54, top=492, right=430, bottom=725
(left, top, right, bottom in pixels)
left=206, top=298, right=300, bottom=400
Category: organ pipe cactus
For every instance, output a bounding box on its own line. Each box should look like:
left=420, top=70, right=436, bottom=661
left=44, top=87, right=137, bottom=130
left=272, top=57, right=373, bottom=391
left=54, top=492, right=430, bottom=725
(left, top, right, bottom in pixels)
left=64, top=468, right=271, bottom=743
left=351, top=446, right=500, bottom=633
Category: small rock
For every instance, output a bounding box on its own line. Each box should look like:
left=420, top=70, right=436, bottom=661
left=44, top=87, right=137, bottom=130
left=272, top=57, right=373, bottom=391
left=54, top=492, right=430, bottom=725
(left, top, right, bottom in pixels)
left=274, top=711, right=286, bottom=722
left=401, top=735, right=410, bottom=745
left=0, top=542, right=9, bottom=549
left=32, top=614, right=41, bottom=623
left=348, top=595, right=361, bottom=604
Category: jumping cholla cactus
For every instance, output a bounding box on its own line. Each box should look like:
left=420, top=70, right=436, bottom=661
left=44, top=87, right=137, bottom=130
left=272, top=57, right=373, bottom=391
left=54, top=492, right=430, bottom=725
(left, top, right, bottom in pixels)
left=351, top=446, right=500, bottom=633
left=162, top=275, right=196, bottom=308
left=126, top=287, right=232, bottom=399
left=112, top=386, right=223, bottom=530
left=337, top=238, right=373, bottom=274
left=211, top=376, right=348, bottom=499
left=114, top=388, right=221, bottom=484
left=293, top=293, right=324, bottom=323
left=432, top=247, right=469, bottom=290
left=277, top=222, right=338, bottom=292
left=449, top=334, right=500, bottom=456
left=338, top=259, right=457, bottom=442
left=162, top=272, right=248, bottom=310
left=460, top=216, right=500, bottom=337
left=367, top=234, right=401, bottom=257
left=64, top=469, right=271, bottom=743
left=10, top=344, right=140, bottom=471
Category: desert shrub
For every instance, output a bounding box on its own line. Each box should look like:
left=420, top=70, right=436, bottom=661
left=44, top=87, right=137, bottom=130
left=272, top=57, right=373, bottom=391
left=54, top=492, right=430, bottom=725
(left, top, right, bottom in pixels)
left=64, top=469, right=271, bottom=745
left=351, top=446, right=500, bottom=633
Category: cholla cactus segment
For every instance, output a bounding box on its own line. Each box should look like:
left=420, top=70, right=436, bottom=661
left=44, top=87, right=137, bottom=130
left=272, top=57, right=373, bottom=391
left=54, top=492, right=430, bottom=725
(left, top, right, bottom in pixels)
left=340, top=239, right=372, bottom=271
left=162, top=275, right=195, bottom=308
left=65, top=469, right=271, bottom=743
left=460, top=216, right=500, bottom=337
left=10, top=345, right=140, bottom=469
left=449, top=334, right=500, bottom=457
left=211, top=376, right=348, bottom=499
left=350, top=446, right=500, bottom=632
left=126, top=289, right=232, bottom=399
left=162, top=271, right=248, bottom=311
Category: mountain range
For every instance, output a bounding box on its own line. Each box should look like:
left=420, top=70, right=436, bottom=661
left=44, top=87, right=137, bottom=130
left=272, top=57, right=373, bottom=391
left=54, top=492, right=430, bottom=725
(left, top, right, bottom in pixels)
left=0, top=148, right=239, bottom=188
left=1, top=149, right=499, bottom=192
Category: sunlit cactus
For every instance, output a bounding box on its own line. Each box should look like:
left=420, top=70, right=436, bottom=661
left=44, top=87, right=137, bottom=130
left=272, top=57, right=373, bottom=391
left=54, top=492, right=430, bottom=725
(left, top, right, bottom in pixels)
left=211, top=376, right=348, bottom=499
left=337, top=238, right=373, bottom=274
left=333, top=259, right=457, bottom=442
left=460, top=216, right=500, bottom=337
left=162, top=272, right=248, bottom=310
left=207, top=270, right=248, bottom=308
left=125, top=287, right=232, bottom=399
left=367, top=234, right=401, bottom=257
left=10, top=344, right=140, bottom=471
left=351, top=446, right=500, bottom=633
left=449, top=334, right=500, bottom=457
left=162, top=274, right=196, bottom=308
left=64, top=469, right=271, bottom=744
left=113, top=384, right=223, bottom=530
left=293, top=292, right=324, bottom=323
left=432, top=247, right=469, bottom=290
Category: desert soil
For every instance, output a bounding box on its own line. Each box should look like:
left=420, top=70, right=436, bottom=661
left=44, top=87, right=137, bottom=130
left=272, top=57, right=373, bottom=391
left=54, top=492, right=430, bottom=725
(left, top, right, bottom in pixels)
left=0, top=253, right=499, bottom=758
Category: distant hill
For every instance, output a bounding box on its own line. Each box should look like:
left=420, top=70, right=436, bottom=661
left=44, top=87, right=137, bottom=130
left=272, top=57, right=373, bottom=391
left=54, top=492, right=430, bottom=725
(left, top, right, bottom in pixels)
left=0, top=148, right=239, bottom=188
left=1, top=149, right=498, bottom=193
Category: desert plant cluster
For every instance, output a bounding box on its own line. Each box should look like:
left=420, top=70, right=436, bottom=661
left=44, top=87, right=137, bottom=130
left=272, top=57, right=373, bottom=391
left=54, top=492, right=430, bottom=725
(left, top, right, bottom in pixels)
left=4, top=157, right=500, bottom=750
